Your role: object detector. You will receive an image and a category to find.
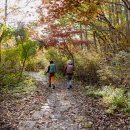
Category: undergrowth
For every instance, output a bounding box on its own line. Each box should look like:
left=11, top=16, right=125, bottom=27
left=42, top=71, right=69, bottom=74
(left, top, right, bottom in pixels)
left=0, top=75, right=36, bottom=102
left=86, top=86, right=130, bottom=115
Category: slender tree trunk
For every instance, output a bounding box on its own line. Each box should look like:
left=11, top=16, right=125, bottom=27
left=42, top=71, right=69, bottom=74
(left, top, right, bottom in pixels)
left=18, top=53, right=27, bottom=83
left=62, top=38, right=75, bottom=67
left=84, top=25, right=88, bottom=39
left=80, top=23, right=83, bottom=49
left=93, top=31, right=98, bottom=51
left=125, top=4, right=130, bottom=36
left=122, top=0, right=130, bottom=11
left=115, top=0, right=119, bottom=24
left=17, top=39, right=28, bottom=84
left=109, top=0, right=113, bottom=42
left=0, top=31, right=4, bottom=63
left=0, top=0, right=8, bottom=63
left=5, top=0, right=8, bottom=24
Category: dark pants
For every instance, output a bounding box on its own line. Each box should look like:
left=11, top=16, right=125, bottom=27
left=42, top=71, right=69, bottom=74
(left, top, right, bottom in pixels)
left=66, top=75, right=72, bottom=88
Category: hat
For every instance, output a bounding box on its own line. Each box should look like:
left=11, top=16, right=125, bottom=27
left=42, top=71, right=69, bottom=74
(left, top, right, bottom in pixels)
left=67, top=60, right=73, bottom=64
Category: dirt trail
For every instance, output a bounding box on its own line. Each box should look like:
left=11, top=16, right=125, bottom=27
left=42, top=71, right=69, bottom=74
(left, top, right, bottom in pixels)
left=1, top=72, right=130, bottom=130
left=18, top=72, right=88, bottom=130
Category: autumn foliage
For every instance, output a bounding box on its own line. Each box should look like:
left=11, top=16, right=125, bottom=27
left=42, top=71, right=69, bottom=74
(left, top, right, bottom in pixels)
left=33, top=0, right=105, bottom=49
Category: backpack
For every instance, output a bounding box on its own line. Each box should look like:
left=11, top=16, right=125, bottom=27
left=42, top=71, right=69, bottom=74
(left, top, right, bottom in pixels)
left=49, top=64, right=56, bottom=73
left=66, top=64, right=73, bottom=74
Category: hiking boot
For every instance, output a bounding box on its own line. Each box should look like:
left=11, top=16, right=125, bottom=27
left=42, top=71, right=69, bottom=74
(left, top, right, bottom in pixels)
left=52, top=85, right=55, bottom=89
left=70, top=85, right=72, bottom=88
left=67, top=87, right=70, bottom=89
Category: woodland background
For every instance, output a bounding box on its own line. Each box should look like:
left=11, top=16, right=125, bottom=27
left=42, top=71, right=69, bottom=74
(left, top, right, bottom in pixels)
left=0, top=0, right=130, bottom=116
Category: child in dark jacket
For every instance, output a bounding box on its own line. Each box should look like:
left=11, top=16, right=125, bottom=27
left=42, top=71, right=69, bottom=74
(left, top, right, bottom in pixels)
left=46, top=60, right=56, bottom=89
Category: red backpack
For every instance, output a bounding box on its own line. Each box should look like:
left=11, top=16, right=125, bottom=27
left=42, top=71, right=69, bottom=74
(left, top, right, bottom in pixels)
left=66, top=64, right=73, bottom=74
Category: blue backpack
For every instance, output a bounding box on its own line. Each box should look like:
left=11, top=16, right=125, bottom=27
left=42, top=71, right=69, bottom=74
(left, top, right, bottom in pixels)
left=49, top=64, right=56, bottom=73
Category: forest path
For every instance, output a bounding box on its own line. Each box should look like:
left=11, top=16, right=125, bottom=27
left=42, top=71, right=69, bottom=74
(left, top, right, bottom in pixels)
left=18, top=72, right=89, bottom=130
left=1, top=72, right=129, bottom=129
left=17, top=72, right=130, bottom=130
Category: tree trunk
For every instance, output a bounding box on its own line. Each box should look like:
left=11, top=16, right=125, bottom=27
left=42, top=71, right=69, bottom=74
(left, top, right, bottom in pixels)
left=0, top=32, right=4, bottom=63
left=5, top=0, right=8, bottom=24
left=93, top=31, right=98, bottom=50
left=125, top=4, right=130, bottom=36
left=80, top=23, right=83, bottom=49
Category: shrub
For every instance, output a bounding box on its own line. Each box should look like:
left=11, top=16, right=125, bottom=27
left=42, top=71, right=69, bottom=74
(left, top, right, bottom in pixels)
left=0, top=74, right=36, bottom=101
left=87, top=86, right=130, bottom=114
left=73, top=50, right=101, bottom=84
left=25, top=58, right=45, bottom=71
left=97, top=50, right=130, bottom=87
left=1, top=48, right=21, bottom=73
left=0, top=47, right=21, bottom=90
left=56, top=72, right=63, bottom=79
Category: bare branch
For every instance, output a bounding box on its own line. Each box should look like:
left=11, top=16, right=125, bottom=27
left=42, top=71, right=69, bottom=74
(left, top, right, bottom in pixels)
left=104, top=0, right=125, bottom=7
left=122, top=0, right=130, bottom=11
left=7, top=0, right=37, bottom=16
